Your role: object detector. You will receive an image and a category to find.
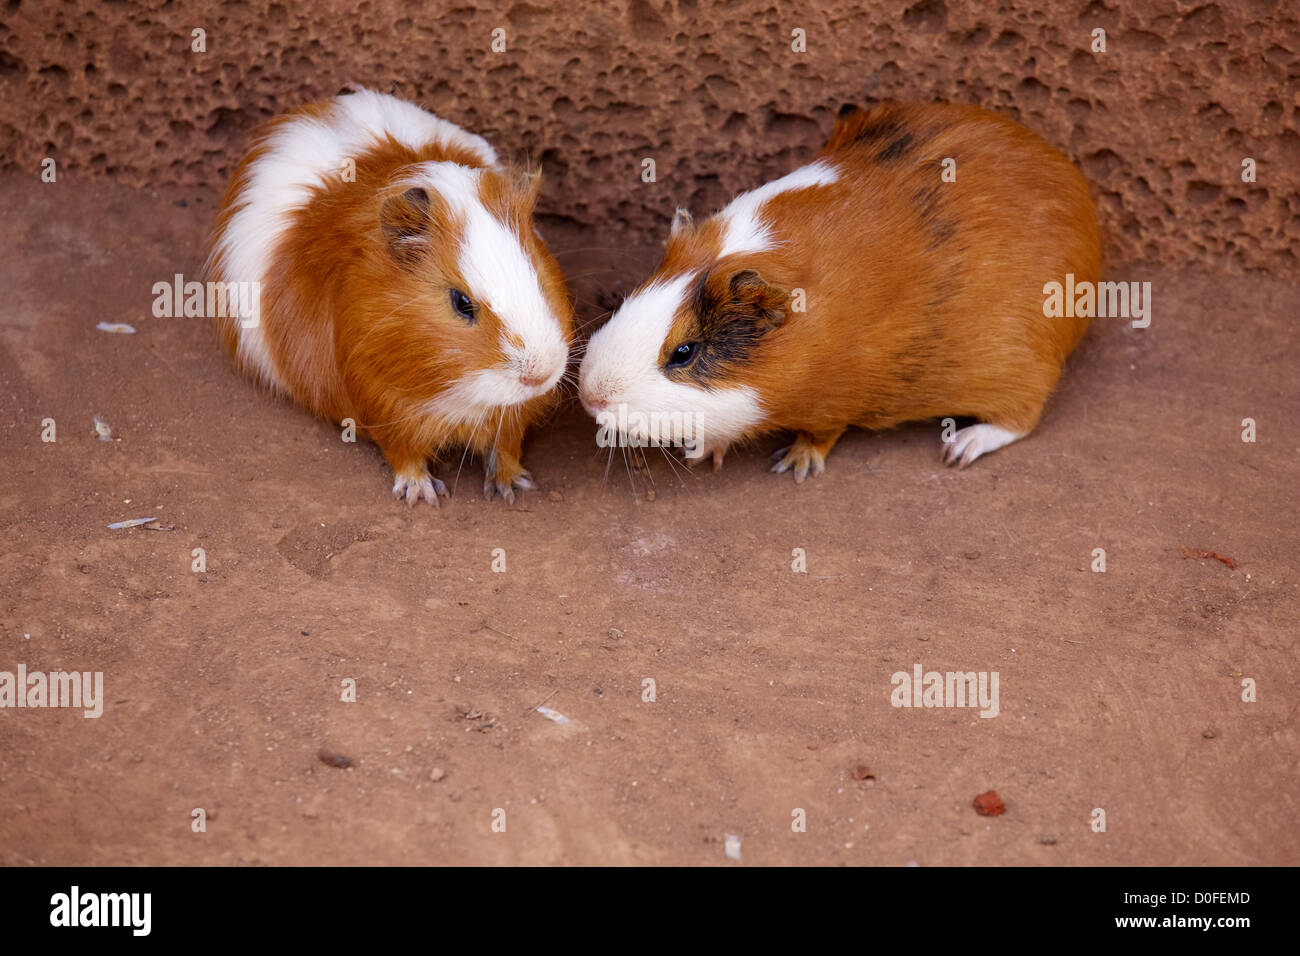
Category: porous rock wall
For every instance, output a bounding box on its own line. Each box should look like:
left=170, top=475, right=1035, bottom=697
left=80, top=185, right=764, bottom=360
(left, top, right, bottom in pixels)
left=2, top=0, right=1297, bottom=273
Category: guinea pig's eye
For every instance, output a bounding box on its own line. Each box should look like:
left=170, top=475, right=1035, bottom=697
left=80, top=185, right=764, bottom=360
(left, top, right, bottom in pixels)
left=666, top=341, right=699, bottom=368
left=449, top=288, right=477, bottom=324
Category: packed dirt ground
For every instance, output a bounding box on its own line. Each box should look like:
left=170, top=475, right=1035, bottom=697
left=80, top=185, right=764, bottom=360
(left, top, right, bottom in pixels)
left=0, top=176, right=1296, bottom=865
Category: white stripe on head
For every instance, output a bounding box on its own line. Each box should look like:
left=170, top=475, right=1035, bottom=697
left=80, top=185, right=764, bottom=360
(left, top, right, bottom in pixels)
left=332, top=88, right=497, bottom=166
left=579, top=270, right=765, bottom=454
left=716, top=159, right=840, bottom=258
left=207, top=88, right=497, bottom=389
left=584, top=271, right=698, bottom=390
left=408, top=163, right=568, bottom=397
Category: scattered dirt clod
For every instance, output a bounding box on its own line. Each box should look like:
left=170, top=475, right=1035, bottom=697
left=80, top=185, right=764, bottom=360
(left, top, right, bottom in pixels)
left=973, top=790, right=1005, bottom=816
left=1180, top=546, right=1237, bottom=568
left=317, top=750, right=352, bottom=769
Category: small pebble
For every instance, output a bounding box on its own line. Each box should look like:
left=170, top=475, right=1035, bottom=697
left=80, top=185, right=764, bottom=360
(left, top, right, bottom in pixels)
left=973, top=790, right=1005, bottom=816
left=317, top=749, right=352, bottom=769
left=724, top=833, right=742, bottom=861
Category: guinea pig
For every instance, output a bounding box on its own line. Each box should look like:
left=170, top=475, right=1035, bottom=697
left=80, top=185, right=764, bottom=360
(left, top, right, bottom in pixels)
left=204, top=87, right=572, bottom=505
left=578, top=102, right=1101, bottom=481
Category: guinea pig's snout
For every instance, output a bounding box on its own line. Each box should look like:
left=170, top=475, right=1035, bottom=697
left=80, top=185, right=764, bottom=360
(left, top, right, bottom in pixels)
left=578, top=375, right=612, bottom=417
left=505, top=333, right=567, bottom=398
left=523, top=350, right=566, bottom=390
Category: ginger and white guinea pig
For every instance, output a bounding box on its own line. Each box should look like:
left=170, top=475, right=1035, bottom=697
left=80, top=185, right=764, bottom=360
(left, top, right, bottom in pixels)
left=205, top=87, right=572, bottom=505
left=578, top=102, right=1101, bottom=481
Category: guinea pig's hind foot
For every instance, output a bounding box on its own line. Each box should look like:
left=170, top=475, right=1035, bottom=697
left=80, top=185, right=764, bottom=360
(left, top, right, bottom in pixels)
left=391, top=469, right=449, bottom=507
left=941, top=423, right=1026, bottom=469
left=770, top=429, right=843, bottom=483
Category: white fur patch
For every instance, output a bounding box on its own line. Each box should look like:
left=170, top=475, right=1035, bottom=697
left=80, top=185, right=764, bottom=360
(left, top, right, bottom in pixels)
left=716, top=159, right=840, bottom=258
left=206, top=88, right=497, bottom=390
left=579, top=271, right=765, bottom=454
left=333, top=89, right=497, bottom=166
left=405, top=162, right=569, bottom=408
left=420, top=366, right=551, bottom=429
left=943, top=424, right=1026, bottom=467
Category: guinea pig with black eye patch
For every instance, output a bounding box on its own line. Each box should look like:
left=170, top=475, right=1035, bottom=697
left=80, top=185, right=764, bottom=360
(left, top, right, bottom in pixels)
left=577, top=102, right=1101, bottom=482
left=204, top=87, right=573, bottom=505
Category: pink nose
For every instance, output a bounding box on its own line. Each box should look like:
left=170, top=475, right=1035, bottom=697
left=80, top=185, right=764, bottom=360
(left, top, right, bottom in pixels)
left=584, top=395, right=608, bottom=414
left=520, top=373, right=547, bottom=388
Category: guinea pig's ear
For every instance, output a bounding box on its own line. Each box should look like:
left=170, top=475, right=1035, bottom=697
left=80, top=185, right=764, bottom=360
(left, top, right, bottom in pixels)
left=380, top=186, right=432, bottom=267
left=670, top=207, right=694, bottom=239
left=518, top=166, right=543, bottom=209
left=727, top=269, right=787, bottom=333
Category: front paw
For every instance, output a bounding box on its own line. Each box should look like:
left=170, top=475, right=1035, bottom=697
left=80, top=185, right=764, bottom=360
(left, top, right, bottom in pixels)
left=392, top=469, right=449, bottom=507
left=770, top=434, right=827, bottom=483
left=483, top=451, right=536, bottom=504
left=684, top=444, right=726, bottom=471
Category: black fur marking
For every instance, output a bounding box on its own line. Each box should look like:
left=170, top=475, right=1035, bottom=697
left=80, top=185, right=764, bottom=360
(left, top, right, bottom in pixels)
left=924, top=217, right=957, bottom=254
left=929, top=218, right=957, bottom=242
left=666, top=270, right=785, bottom=382
left=926, top=272, right=961, bottom=311
left=912, top=183, right=942, bottom=217
left=897, top=313, right=944, bottom=388
left=848, top=111, right=931, bottom=163
left=911, top=177, right=958, bottom=253
left=895, top=355, right=928, bottom=387
left=879, top=132, right=915, bottom=162
left=852, top=113, right=907, bottom=147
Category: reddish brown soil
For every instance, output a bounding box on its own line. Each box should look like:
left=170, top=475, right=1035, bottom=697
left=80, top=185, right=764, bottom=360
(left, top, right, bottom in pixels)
left=0, top=177, right=1296, bottom=865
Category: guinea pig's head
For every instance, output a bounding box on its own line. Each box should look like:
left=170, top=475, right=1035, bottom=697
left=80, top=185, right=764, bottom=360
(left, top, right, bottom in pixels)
left=577, top=209, right=791, bottom=459
left=351, top=161, right=572, bottom=426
